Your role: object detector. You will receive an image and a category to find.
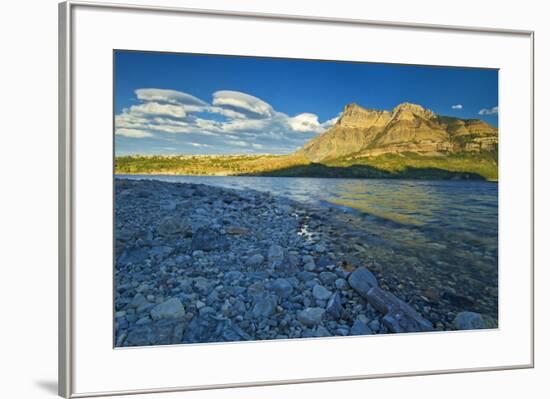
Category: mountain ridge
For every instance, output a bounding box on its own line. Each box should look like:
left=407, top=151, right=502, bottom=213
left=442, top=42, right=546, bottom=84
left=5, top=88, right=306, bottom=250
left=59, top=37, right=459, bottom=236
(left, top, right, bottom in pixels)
left=298, top=102, right=498, bottom=162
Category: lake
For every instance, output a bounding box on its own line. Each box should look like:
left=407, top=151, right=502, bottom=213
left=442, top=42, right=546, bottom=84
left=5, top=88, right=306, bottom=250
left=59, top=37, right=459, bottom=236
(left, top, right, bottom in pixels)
left=117, top=175, right=498, bottom=321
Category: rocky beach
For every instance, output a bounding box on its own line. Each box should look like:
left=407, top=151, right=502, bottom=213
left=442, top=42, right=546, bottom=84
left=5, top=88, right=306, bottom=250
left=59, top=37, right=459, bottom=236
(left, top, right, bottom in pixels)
left=114, top=178, right=492, bottom=347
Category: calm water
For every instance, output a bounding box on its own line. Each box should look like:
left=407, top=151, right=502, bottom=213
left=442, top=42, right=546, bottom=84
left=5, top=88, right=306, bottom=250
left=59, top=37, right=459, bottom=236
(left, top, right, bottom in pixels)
left=118, top=175, right=498, bottom=319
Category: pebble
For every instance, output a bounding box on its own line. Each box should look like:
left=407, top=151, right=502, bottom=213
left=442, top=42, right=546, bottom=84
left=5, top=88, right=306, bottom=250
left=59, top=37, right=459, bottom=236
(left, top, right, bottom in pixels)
left=312, top=284, right=332, bottom=300
left=114, top=179, right=473, bottom=348
left=297, top=307, right=325, bottom=327
left=150, top=298, right=186, bottom=320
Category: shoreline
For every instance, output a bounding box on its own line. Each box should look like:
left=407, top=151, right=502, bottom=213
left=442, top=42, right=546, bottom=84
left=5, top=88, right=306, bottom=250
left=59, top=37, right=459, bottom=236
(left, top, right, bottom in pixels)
left=114, top=178, right=493, bottom=347
left=115, top=172, right=499, bottom=183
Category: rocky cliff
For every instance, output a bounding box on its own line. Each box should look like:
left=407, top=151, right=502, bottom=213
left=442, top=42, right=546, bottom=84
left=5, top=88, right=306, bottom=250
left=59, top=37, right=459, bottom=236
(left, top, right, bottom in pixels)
left=299, top=102, right=498, bottom=162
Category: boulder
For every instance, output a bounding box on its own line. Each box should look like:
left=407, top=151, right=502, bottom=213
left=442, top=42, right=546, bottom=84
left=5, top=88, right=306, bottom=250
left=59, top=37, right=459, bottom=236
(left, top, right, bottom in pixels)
left=348, top=267, right=378, bottom=298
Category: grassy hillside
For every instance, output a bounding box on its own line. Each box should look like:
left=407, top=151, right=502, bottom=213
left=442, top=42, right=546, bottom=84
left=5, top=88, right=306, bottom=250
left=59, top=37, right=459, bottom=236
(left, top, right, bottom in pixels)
left=115, top=151, right=498, bottom=181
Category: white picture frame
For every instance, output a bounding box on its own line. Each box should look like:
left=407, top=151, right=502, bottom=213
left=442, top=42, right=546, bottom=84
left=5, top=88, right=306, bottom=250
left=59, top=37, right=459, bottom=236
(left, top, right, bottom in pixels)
left=59, top=1, right=534, bottom=397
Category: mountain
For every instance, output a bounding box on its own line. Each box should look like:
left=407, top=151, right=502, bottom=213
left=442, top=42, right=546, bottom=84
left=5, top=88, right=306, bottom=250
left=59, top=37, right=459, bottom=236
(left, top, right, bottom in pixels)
left=298, top=102, right=498, bottom=162
left=115, top=102, right=499, bottom=180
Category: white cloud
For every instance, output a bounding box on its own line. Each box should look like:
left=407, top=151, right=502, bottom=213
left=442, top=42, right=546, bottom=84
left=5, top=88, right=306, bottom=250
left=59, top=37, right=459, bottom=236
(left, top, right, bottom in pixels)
left=287, top=113, right=323, bottom=133
left=451, top=104, right=463, bottom=110
left=116, top=88, right=339, bottom=154
left=479, top=106, right=498, bottom=115
left=221, top=118, right=269, bottom=132
left=321, top=113, right=341, bottom=129
left=206, top=106, right=246, bottom=119
left=135, top=88, right=207, bottom=106
left=212, top=90, right=274, bottom=117
left=129, top=102, right=187, bottom=118
left=115, top=128, right=153, bottom=138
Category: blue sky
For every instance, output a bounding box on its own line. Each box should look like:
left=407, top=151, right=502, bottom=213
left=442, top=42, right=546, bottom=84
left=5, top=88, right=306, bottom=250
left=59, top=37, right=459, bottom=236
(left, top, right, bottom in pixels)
left=115, top=50, right=498, bottom=155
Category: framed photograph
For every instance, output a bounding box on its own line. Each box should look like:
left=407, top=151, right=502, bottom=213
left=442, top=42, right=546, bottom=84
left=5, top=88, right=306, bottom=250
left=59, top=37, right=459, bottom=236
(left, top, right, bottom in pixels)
left=59, top=1, right=534, bottom=397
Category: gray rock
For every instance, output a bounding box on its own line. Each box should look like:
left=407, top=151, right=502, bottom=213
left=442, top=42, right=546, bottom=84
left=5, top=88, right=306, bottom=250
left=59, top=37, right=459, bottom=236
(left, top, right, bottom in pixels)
left=314, top=326, right=331, bottom=337
left=368, top=319, right=381, bottom=333
left=348, top=267, right=379, bottom=297
left=312, top=284, right=332, bottom=300
left=224, top=271, right=244, bottom=283
left=316, top=255, right=334, bottom=268
left=150, top=245, right=174, bottom=258
left=246, top=254, right=265, bottom=268
left=304, top=261, right=316, bottom=272
left=251, top=296, right=277, bottom=318
left=157, top=216, right=188, bottom=237
left=247, top=281, right=265, bottom=298
left=271, top=278, right=294, bottom=298
left=136, top=316, right=151, bottom=325
left=453, top=311, right=486, bottom=330
left=150, top=298, right=186, bottom=320
left=193, top=277, right=210, bottom=293
left=302, top=255, right=314, bottom=264
left=350, top=319, right=373, bottom=336
left=314, top=243, right=327, bottom=253
left=326, top=293, right=343, bottom=319
left=118, top=246, right=148, bottom=266
left=297, top=307, right=325, bottom=327
left=115, top=312, right=127, bottom=322
left=129, top=293, right=150, bottom=312
left=191, top=227, right=228, bottom=251
left=182, top=311, right=218, bottom=343
left=125, top=318, right=184, bottom=346
left=267, top=244, right=285, bottom=268
left=319, top=271, right=338, bottom=285
left=297, top=271, right=316, bottom=282
left=335, top=278, right=349, bottom=290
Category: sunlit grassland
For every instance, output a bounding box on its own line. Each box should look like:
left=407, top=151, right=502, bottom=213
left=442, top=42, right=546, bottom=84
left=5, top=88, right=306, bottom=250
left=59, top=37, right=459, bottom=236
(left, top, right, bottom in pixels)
left=115, top=151, right=498, bottom=181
